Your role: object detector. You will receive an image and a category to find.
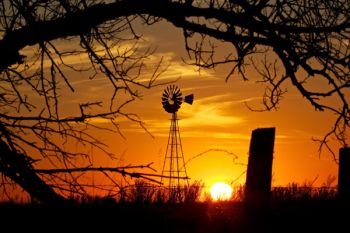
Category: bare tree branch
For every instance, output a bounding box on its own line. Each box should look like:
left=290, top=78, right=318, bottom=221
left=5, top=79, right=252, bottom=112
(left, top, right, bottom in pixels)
left=1, top=0, right=350, bottom=202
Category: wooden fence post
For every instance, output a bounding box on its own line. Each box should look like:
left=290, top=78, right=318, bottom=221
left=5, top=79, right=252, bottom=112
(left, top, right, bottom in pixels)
left=245, top=127, right=275, bottom=210
left=338, top=147, right=350, bottom=200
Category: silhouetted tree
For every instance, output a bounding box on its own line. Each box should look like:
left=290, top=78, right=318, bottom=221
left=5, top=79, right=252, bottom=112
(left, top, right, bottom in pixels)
left=0, top=0, right=167, bottom=203
left=1, top=0, right=349, bottom=202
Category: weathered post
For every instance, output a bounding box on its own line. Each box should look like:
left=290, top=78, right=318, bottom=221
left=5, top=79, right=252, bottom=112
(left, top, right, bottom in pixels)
left=245, top=127, right=275, bottom=210
left=338, top=147, right=350, bottom=200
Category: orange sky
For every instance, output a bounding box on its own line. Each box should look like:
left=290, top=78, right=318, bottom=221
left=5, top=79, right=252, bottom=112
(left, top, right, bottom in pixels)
left=17, top=20, right=348, bottom=197
left=56, top=20, right=346, bottom=188
left=92, top=79, right=341, bottom=188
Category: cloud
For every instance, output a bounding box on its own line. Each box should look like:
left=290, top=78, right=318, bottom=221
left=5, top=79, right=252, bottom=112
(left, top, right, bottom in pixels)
left=86, top=117, right=112, bottom=124
left=141, top=95, right=244, bottom=130
left=120, top=92, right=246, bottom=139
left=20, top=36, right=156, bottom=70
left=136, top=52, right=214, bottom=83
left=180, top=103, right=243, bottom=128
left=181, top=131, right=250, bottom=139
left=179, top=93, right=245, bottom=126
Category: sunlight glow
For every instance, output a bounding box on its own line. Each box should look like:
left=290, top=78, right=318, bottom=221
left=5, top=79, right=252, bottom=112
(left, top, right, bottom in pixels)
left=210, top=182, right=233, bottom=201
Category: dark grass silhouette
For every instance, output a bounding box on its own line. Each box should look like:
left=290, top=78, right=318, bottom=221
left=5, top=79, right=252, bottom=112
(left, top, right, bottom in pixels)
left=0, top=183, right=348, bottom=233
left=1, top=0, right=350, bottom=207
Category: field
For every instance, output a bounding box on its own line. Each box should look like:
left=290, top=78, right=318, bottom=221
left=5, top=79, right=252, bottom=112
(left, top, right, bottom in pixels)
left=0, top=199, right=348, bottom=233
left=0, top=185, right=348, bottom=233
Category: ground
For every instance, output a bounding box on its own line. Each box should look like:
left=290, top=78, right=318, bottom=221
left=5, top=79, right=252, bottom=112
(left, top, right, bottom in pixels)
left=0, top=200, right=347, bottom=233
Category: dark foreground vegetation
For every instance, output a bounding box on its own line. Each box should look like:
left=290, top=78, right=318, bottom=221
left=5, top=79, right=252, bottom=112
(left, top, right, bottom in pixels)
left=0, top=185, right=348, bottom=233
left=0, top=199, right=348, bottom=233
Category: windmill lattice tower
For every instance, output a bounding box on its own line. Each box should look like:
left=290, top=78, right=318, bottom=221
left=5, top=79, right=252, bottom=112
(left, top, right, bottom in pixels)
left=160, top=85, right=194, bottom=188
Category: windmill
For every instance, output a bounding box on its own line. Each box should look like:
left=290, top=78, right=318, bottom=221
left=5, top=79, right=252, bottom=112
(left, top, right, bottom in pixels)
left=160, top=85, right=194, bottom=188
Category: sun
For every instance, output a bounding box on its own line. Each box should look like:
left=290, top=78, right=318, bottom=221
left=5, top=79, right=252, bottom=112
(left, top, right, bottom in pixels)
left=210, top=182, right=233, bottom=201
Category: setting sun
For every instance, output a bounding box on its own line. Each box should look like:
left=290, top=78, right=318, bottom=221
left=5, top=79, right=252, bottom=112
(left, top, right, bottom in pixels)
left=210, top=182, right=233, bottom=201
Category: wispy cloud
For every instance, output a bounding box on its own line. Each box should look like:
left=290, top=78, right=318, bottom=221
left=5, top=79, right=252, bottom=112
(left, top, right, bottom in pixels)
left=86, top=117, right=112, bottom=124
left=20, top=36, right=156, bottom=69
left=136, top=52, right=214, bottom=83
left=180, top=103, right=243, bottom=127
left=117, top=92, right=247, bottom=139
left=181, top=131, right=250, bottom=139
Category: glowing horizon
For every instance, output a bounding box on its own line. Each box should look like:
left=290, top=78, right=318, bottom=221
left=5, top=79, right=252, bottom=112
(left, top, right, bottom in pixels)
left=2, top=18, right=345, bottom=203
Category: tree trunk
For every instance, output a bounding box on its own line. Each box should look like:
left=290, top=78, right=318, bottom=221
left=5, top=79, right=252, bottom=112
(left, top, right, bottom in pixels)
left=0, top=140, right=68, bottom=204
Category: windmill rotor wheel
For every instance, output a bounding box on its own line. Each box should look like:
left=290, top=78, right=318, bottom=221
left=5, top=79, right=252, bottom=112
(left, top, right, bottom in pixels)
left=161, top=85, right=183, bottom=113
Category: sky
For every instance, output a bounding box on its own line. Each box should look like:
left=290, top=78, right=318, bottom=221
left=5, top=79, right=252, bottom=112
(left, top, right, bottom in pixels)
left=15, top=19, right=347, bottom=198
left=53, top=19, right=344, bottom=190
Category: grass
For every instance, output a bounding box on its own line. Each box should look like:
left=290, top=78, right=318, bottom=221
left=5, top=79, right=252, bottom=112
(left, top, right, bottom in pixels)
left=1, top=180, right=339, bottom=205
left=1, top=196, right=347, bottom=233
left=70, top=180, right=204, bottom=204
left=271, top=183, right=338, bottom=202
left=0, top=182, right=347, bottom=233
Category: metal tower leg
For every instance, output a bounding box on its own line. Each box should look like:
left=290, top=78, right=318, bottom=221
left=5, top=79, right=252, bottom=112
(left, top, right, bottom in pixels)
left=160, top=113, right=189, bottom=190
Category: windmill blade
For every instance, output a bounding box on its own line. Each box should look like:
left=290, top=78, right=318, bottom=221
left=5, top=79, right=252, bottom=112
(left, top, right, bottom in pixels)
left=162, top=92, right=169, bottom=98
left=175, top=96, right=182, bottom=101
left=174, top=96, right=182, bottom=102
left=174, top=100, right=182, bottom=105
left=174, top=87, right=181, bottom=95
left=175, top=96, right=183, bottom=102
left=174, top=96, right=182, bottom=101
left=184, top=94, right=194, bottom=105
left=174, top=92, right=182, bottom=98
left=174, top=90, right=182, bottom=97
left=162, top=89, right=170, bottom=104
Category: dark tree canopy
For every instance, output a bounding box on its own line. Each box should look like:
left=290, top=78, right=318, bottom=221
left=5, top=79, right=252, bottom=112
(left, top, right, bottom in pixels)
left=0, top=0, right=349, bottom=202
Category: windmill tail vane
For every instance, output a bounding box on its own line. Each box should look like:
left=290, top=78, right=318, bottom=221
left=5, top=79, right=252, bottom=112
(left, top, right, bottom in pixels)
left=184, top=94, right=194, bottom=105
